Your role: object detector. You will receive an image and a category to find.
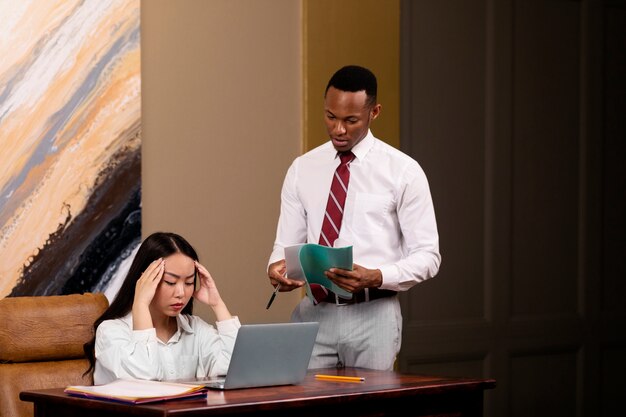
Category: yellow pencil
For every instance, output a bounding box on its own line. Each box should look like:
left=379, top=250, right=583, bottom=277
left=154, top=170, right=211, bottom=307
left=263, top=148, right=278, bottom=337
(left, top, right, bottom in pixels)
left=314, top=374, right=365, bottom=382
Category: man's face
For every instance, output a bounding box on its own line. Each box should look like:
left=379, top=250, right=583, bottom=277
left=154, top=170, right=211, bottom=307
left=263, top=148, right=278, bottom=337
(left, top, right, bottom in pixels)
left=324, top=86, right=380, bottom=152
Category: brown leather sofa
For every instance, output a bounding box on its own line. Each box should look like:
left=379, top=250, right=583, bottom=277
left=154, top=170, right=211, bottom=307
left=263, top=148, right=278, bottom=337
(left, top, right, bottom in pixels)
left=0, top=293, right=108, bottom=417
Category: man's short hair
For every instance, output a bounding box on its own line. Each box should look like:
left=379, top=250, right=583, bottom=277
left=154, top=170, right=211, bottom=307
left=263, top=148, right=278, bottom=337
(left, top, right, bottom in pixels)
left=325, top=65, right=377, bottom=107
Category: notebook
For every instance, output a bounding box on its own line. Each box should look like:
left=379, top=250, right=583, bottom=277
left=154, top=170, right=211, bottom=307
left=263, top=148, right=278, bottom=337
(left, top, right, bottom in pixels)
left=187, top=322, right=319, bottom=390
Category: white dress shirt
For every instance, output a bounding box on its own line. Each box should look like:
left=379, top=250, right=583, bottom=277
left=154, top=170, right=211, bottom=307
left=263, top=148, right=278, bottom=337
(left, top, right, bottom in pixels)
left=94, top=313, right=240, bottom=385
left=269, top=130, right=441, bottom=291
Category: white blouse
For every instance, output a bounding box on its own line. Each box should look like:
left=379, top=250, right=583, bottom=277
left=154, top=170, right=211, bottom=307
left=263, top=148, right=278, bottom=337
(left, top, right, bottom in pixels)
left=94, top=313, right=240, bottom=385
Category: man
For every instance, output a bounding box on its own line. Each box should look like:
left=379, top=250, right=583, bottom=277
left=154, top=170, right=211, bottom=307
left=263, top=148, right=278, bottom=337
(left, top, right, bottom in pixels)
left=267, top=65, right=440, bottom=370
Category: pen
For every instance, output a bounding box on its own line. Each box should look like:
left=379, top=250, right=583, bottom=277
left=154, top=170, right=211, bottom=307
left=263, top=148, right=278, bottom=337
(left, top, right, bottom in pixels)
left=265, top=283, right=281, bottom=309
left=314, top=374, right=365, bottom=382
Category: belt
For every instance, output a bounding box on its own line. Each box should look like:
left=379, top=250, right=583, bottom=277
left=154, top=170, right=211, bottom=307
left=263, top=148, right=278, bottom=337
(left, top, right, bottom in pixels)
left=320, top=288, right=397, bottom=305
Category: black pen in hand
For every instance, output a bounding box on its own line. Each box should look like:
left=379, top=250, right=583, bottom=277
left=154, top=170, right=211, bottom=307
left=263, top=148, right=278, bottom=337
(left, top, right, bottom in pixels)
left=265, top=283, right=281, bottom=309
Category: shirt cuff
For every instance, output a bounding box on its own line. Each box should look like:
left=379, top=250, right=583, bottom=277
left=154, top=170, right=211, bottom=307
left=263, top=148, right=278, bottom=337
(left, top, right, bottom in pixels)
left=216, top=316, right=241, bottom=333
left=378, top=264, right=400, bottom=291
left=268, top=249, right=285, bottom=268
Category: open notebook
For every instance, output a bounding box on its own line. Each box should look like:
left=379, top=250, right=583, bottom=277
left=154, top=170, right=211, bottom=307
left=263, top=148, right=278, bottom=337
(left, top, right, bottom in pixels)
left=64, top=379, right=207, bottom=404
left=185, top=322, right=319, bottom=390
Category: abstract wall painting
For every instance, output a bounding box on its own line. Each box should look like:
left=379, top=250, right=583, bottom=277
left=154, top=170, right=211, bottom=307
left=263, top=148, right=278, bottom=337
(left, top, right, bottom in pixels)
left=0, top=0, right=141, bottom=299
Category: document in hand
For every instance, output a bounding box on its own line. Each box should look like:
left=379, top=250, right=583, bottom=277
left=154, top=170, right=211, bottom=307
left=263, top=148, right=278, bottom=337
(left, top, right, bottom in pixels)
left=64, top=379, right=207, bottom=404
left=285, top=243, right=353, bottom=303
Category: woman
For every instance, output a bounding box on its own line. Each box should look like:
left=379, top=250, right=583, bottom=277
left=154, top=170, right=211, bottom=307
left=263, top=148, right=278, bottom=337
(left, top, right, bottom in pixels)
left=84, top=232, right=240, bottom=385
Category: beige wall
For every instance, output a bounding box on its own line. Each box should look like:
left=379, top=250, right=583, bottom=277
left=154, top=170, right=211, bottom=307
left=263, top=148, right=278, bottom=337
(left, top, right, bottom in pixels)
left=141, top=0, right=303, bottom=324
left=303, top=0, right=400, bottom=150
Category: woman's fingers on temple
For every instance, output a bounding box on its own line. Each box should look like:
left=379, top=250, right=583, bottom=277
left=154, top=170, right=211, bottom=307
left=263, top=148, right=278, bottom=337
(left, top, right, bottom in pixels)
left=195, top=262, right=212, bottom=278
left=139, top=258, right=164, bottom=283
left=152, top=258, right=164, bottom=272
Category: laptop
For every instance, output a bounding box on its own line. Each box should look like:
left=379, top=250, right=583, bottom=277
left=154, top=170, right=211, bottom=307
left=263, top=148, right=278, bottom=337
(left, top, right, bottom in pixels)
left=189, top=322, right=319, bottom=390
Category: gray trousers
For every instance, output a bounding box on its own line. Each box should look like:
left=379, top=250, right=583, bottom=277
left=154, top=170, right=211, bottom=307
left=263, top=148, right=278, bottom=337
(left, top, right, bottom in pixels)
left=291, top=295, right=402, bottom=371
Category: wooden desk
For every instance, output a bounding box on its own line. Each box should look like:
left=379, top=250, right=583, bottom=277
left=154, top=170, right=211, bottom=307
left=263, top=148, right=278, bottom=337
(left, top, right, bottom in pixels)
left=20, top=368, right=496, bottom=417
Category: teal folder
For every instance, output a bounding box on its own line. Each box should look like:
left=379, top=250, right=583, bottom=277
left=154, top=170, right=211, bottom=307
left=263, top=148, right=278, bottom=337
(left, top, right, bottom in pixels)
left=285, top=244, right=353, bottom=303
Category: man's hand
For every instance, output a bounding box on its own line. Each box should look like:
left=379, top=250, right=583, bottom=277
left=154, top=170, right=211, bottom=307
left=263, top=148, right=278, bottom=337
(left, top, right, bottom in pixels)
left=268, top=259, right=305, bottom=292
left=325, top=263, right=383, bottom=293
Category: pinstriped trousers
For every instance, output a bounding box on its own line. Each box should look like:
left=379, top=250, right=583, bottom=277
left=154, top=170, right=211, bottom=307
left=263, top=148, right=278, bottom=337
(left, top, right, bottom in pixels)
left=291, top=295, right=402, bottom=371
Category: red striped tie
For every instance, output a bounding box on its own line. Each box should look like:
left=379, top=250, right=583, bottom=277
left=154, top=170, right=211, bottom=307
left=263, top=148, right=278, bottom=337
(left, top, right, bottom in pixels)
left=319, top=151, right=355, bottom=247
left=310, top=151, right=355, bottom=304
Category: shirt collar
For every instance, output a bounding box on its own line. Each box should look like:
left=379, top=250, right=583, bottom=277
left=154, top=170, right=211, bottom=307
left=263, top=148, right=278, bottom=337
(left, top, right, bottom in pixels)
left=161, top=315, right=194, bottom=344
left=176, top=314, right=195, bottom=334
left=121, top=312, right=195, bottom=335
left=333, top=129, right=374, bottom=161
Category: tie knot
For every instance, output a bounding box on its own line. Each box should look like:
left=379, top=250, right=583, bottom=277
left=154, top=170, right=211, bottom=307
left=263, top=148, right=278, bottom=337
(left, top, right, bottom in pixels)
left=339, top=151, right=355, bottom=165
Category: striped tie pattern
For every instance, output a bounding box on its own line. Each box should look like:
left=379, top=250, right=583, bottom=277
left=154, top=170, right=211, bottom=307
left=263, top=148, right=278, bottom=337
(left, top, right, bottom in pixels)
left=310, top=151, right=355, bottom=304
left=319, top=151, right=355, bottom=247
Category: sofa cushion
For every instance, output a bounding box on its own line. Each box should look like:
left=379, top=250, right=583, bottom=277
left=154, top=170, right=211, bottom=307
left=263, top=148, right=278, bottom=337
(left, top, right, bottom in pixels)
left=0, top=359, right=91, bottom=417
left=0, top=293, right=108, bottom=362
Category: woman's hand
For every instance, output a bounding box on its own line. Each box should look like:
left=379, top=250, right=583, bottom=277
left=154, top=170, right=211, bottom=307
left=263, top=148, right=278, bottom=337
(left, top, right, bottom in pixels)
left=193, top=261, right=222, bottom=307
left=193, top=261, right=233, bottom=322
left=134, top=258, right=165, bottom=307
left=132, top=258, right=165, bottom=330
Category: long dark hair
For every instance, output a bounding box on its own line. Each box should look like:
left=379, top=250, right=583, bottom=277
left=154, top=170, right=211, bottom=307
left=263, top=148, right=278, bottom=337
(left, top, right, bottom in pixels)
left=83, top=232, right=198, bottom=376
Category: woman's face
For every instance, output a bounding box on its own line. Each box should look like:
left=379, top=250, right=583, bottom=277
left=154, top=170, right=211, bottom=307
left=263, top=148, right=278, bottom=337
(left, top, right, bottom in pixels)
left=151, top=252, right=195, bottom=318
